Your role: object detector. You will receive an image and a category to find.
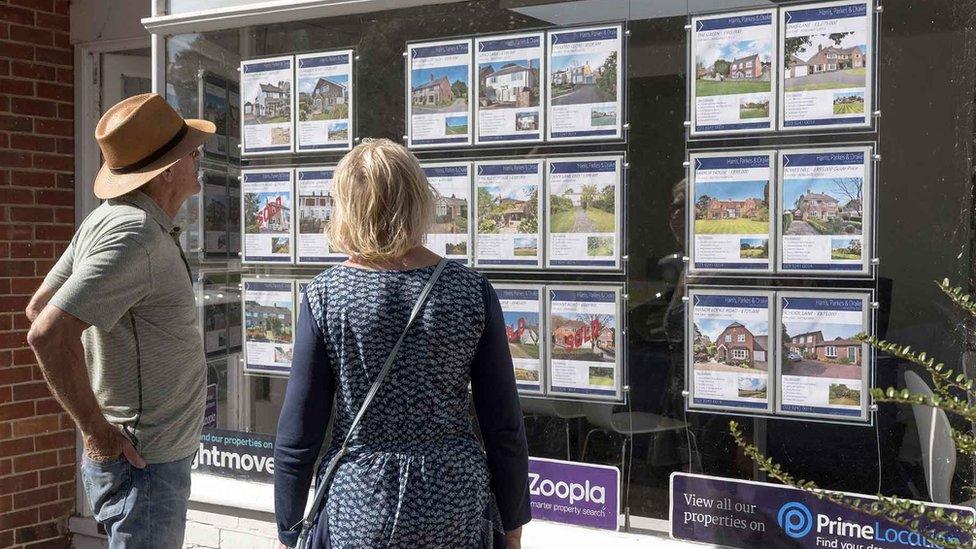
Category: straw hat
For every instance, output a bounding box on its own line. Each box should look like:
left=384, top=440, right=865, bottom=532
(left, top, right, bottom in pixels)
left=93, top=93, right=216, bottom=199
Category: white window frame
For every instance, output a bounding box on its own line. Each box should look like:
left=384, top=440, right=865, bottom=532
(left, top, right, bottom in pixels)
left=737, top=334, right=745, bottom=343
left=825, top=346, right=837, bottom=358
left=731, top=349, right=748, bottom=360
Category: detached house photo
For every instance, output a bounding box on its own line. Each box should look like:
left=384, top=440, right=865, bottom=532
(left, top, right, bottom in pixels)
left=782, top=323, right=863, bottom=381
left=243, top=80, right=291, bottom=124
left=783, top=178, right=864, bottom=237
left=784, top=31, right=869, bottom=92
left=693, top=179, right=769, bottom=234
left=431, top=190, right=468, bottom=234
left=410, top=64, right=469, bottom=114
left=298, top=189, right=334, bottom=234
left=298, top=75, right=349, bottom=121
left=692, top=319, right=769, bottom=374
left=479, top=60, right=540, bottom=109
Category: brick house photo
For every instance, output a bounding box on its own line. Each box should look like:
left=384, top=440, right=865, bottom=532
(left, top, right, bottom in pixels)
left=714, top=322, right=768, bottom=367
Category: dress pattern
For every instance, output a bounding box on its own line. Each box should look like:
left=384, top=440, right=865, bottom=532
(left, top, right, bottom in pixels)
left=303, top=263, right=494, bottom=548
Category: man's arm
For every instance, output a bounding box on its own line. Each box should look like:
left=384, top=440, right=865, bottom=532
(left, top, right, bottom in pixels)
left=27, top=305, right=146, bottom=467
left=25, top=284, right=57, bottom=324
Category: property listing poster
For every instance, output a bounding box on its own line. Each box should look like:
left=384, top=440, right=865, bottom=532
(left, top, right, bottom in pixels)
left=227, top=169, right=241, bottom=256
left=687, top=290, right=773, bottom=412
left=200, top=74, right=229, bottom=158
left=780, top=0, right=873, bottom=129
left=778, top=292, right=869, bottom=420
left=199, top=273, right=229, bottom=358
left=202, top=170, right=229, bottom=256
left=240, top=56, right=294, bottom=154
left=689, top=152, right=774, bottom=273
left=241, top=169, right=294, bottom=264
left=177, top=190, right=201, bottom=253
left=295, top=167, right=346, bottom=265
left=546, top=156, right=621, bottom=269
left=228, top=84, right=241, bottom=160
left=546, top=25, right=623, bottom=141
left=474, top=160, right=543, bottom=268
left=226, top=276, right=242, bottom=352
left=548, top=287, right=621, bottom=399
left=422, top=162, right=471, bottom=263
left=407, top=39, right=473, bottom=148
left=779, top=147, right=870, bottom=274
left=242, top=279, right=295, bottom=375
left=690, top=9, right=776, bottom=135
left=295, top=50, right=353, bottom=152
left=474, top=32, right=544, bottom=145
left=496, top=285, right=544, bottom=394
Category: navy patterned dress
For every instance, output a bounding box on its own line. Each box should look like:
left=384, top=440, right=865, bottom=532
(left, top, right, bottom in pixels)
left=274, top=263, right=532, bottom=548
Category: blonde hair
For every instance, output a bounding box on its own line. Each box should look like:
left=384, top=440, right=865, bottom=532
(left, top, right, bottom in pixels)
left=327, top=138, right=433, bottom=262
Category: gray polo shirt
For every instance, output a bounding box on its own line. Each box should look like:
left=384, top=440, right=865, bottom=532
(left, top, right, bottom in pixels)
left=44, top=190, right=205, bottom=464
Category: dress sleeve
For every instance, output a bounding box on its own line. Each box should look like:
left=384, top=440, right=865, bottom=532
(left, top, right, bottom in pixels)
left=469, top=280, right=532, bottom=531
left=274, top=294, right=335, bottom=547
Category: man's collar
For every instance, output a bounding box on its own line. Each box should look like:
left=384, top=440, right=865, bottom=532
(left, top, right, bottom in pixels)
left=115, top=190, right=177, bottom=235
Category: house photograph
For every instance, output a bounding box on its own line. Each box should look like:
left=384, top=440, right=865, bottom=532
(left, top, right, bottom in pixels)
left=784, top=31, right=868, bottom=92
left=479, top=59, right=540, bottom=109
left=298, top=74, right=349, bottom=121
left=550, top=51, right=618, bottom=106
left=298, top=189, right=333, bottom=235
left=694, top=179, right=769, bottom=234
left=504, top=310, right=541, bottom=367
left=430, top=189, right=468, bottom=234
left=477, top=184, right=539, bottom=235
left=692, top=318, right=769, bottom=374
left=411, top=65, right=469, bottom=114
left=550, top=313, right=616, bottom=364
left=244, top=192, right=292, bottom=234
left=783, top=178, right=863, bottom=237
left=242, top=79, right=291, bottom=125
left=781, top=321, right=863, bottom=380
left=694, top=39, right=772, bottom=97
left=244, top=300, right=293, bottom=344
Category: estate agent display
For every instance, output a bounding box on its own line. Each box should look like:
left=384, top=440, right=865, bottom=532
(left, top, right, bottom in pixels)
left=546, top=156, right=622, bottom=269
left=780, top=0, right=873, bottom=130
left=241, top=168, right=294, bottom=264
left=295, top=50, right=353, bottom=152
left=495, top=284, right=545, bottom=395
left=202, top=169, right=229, bottom=256
left=421, top=162, right=472, bottom=263
left=547, top=286, right=622, bottom=400
left=779, top=146, right=871, bottom=275
left=240, top=56, right=294, bottom=154
left=687, top=289, right=774, bottom=413
left=474, top=32, right=545, bottom=145
left=295, top=167, right=347, bottom=265
left=690, top=9, right=777, bottom=135
left=201, top=74, right=230, bottom=157
left=242, top=279, right=296, bottom=375
left=474, top=159, right=544, bottom=268
left=407, top=39, right=473, bottom=148
left=546, top=25, right=623, bottom=141
left=688, top=151, right=775, bottom=273
left=777, top=291, right=870, bottom=421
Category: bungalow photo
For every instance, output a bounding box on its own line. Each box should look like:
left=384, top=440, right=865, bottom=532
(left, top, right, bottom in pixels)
left=694, top=179, right=770, bottom=235
left=477, top=184, right=538, bottom=235
left=550, top=312, right=616, bottom=363
left=692, top=318, right=769, bottom=375
left=737, top=377, right=767, bottom=400
left=430, top=189, right=468, bottom=235
left=503, top=310, right=541, bottom=379
left=784, top=31, right=868, bottom=92
left=411, top=65, right=469, bottom=114
left=695, top=39, right=772, bottom=97
left=549, top=180, right=615, bottom=235
left=781, top=320, right=863, bottom=380
left=244, top=192, right=292, bottom=235
left=782, top=178, right=862, bottom=238
left=297, top=74, right=349, bottom=121
left=298, top=188, right=333, bottom=235
left=244, top=300, right=293, bottom=344
left=550, top=51, right=618, bottom=106
left=242, top=79, right=291, bottom=125
left=478, top=59, right=540, bottom=110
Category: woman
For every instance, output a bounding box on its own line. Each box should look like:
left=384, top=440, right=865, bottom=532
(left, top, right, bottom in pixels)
left=274, top=138, right=531, bottom=548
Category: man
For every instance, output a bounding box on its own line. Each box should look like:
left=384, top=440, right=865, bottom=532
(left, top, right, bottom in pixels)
left=26, top=93, right=215, bottom=547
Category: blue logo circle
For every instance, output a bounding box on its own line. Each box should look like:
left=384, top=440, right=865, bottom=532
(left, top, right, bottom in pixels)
left=778, top=501, right=813, bottom=539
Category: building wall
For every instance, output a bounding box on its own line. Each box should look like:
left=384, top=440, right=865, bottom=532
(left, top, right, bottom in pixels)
left=0, top=1, right=77, bottom=546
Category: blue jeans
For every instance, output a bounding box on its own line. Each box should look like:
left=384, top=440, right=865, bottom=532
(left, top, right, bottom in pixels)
left=81, top=453, right=193, bottom=549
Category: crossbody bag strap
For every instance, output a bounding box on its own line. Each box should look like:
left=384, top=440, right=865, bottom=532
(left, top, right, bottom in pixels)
left=291, top=258, right=449, bottom=536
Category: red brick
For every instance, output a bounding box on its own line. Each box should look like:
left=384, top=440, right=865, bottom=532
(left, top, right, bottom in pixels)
left=11, top=61, right=54, bottom=81
left=0, top=422, right=12, bottom=440
left=0, top=261, right=35, bottom=277
left=0, top=367, right=32, bottom=386
left=11, top=171, right=56, bottom=188
left=11, top=0, right=54, bottom=12
left=54, top=0, right=69, bottom=15
left=0, top=316, right=11, bottom=331
left=35, top=82, right=69, bottom=102
left=9, top=25, right=52, bottom=47
left=10, top=277, right=43, bottom=294
left=0, top=22, right=7, bottom=40
left=0, top=133, right=8, bottom=147
left=34, top=12, right=67, bottom=33
left=11, top=349, right=34, bottom=366
left=11, top=97, right=57, bottom=118
left=0, top=77, right=33, bottom=96
left=0, top=494, right=11, bottom=513
left=33, top=118, right=70, bottom=136
left=0, top=6, right=35, bottom=26
left=0, top=188, right=34, bottom=203
left=13, top=450, right=58, bottom=473
left=55, top=137, right=70, bottom=154
left=0, top=507, right=38, bottom=530
left=0, top=224, right=34, bottom=240
left=0, top=437, right=33, bottom=458
left=0, top=401, right=34, bottom=422
left=0, top=530, right=12, bottom=548
left=33, top=399, right=61, bottom=416
left=32, top=154, right=71, bottom=173
left=0, top=95, right=9, bottom=112
left=13, top=382, right=49, bottom=401
left=11, top=134, right=57, bottom=152
left=33, top=190, right=70, bottom=206
left=0, top=472, right=37, bottom=495
left=33, top=224, right=72, bottom=241
left=56, top=102, right=71, bottom=121
left=0, top=40, right=33, bottom=61
left=34, top=259, right=54, bottom=274
left=52, top=208, right=71, bottom=224
left=0, top=295, right=29, bottom=313
left=33, top=431, right=71, bottom=452
left=10, top=241, right=53, bottom=256
left=54, top=67, right=70, bottom=85
left=55, top=448, right=70, bottom=465
left=0, top=150, right=31, bottom=169
left=33, top=47, right=69, bottom=67
left=35, top=501, right=71, bottom=525
left=11, top=416, right=59, bottom=438
left=0, top=59, right=9, bottom=75
left=52, top=30, right=67, bottom=50
left=36, top=464, right=71, bottom=484
left=13, top=314, right=31, bottom=330
left=12, top=486, right=57, bottom=510
left=0, top=114, right=30, bottom=132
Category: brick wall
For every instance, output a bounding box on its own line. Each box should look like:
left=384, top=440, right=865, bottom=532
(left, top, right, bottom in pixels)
left=0, top=0, right=77, bottom=547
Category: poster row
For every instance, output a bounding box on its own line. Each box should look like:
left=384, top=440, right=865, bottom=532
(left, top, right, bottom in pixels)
left=241, top=156, right=623, bottom=270
left=242, top=279, right=625, bottom=401
left=686, top=287, right=873, bottom=422
left=179, top=167, right=242, bottom=258
left=406, top=24, right=623, bottom=147
left=690, top=0, right=875, bottom=135
left=197, top=72, right=242, bottom=162
left=687, top=145, right=873, bottom=276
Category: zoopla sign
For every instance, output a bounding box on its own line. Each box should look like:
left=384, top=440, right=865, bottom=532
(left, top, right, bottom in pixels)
left=528, top=457, right=619, bottom=530
left=671, top=473, right=974, bottom=548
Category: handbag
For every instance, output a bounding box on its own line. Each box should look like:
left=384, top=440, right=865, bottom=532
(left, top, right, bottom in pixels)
left=292, top=258, right=449, bottom=549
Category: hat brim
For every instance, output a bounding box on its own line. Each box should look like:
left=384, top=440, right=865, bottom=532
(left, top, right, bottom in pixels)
left=93, top=119, right=217, bottom=200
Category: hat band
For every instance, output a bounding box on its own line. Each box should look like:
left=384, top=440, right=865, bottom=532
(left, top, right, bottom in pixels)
left=109, top=122, right=189, bottom=175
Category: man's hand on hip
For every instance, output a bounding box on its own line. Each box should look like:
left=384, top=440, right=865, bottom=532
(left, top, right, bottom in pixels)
left=84, top=423, right=147, bottom=468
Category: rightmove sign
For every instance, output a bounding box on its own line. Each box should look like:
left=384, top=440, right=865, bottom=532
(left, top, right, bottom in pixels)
left=671, top=473, right=974, bottom=548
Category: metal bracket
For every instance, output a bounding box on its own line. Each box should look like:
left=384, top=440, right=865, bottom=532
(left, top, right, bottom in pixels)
left=623, top=122, right=631, bottom=130
left=872, top=154, right=882, bottom=162
left=683, top=120, right=692, bottom=128
left=875, top=5, right=884, bottom=13
left=681, top=390, right=690, bottom=398
left=871, top=257, right=880, bottom=265
left=682, top=161, right=690, bottom=168
left=870, top=301, right=881, bottom=309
